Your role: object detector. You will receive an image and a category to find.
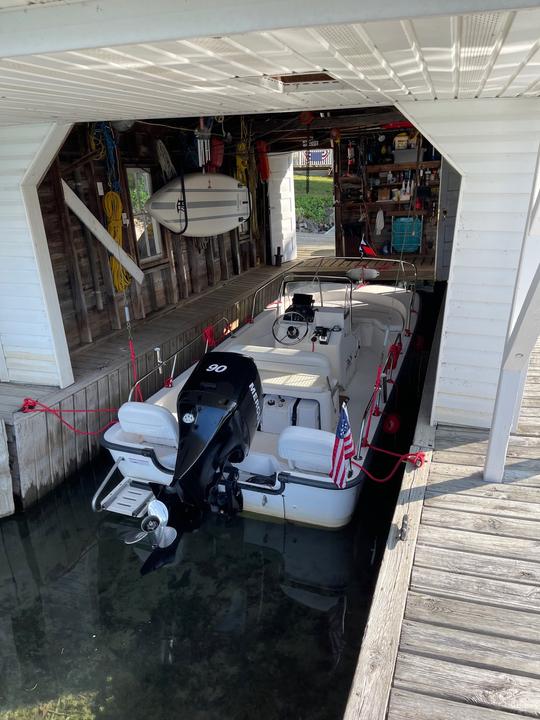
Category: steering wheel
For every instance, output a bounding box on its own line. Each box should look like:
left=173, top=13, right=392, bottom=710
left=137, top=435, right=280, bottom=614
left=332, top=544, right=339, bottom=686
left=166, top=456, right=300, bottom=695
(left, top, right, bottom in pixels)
left=272, top=311, right=310, bottom=346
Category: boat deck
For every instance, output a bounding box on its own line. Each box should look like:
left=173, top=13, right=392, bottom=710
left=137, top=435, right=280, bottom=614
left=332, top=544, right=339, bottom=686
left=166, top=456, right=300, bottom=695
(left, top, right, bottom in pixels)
left=345, top=339, right=540, bottom=719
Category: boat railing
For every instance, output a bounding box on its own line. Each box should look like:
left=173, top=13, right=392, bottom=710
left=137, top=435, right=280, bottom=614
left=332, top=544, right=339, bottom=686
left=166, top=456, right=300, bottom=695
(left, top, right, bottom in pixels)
left=355, top=333, right=403, bottom=455
left=249, top=265, right=303, bottom=322
left=304, top=254, right=418, bottom=288
left=127, top=316, right=233, bottom=402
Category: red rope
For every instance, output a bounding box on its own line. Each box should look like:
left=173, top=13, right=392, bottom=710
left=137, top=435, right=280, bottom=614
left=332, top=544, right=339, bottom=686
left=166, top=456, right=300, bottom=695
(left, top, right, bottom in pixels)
left=353, top=446, right=425, bottom=484
left=202, top=325, right=217, bottom=348
left=129, top=339, right=144, bottom=402
left=21, top=398, right=118, bottom=436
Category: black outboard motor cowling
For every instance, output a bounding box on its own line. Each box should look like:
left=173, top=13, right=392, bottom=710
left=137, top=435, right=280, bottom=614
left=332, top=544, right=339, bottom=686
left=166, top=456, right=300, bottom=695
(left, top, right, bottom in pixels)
left=173, top=351, right=262, bottom=514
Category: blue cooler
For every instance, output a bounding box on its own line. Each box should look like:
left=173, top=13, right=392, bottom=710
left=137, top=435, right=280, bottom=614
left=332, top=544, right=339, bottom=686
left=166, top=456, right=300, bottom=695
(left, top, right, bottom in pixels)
left=391, top=217, right=423, bottom=253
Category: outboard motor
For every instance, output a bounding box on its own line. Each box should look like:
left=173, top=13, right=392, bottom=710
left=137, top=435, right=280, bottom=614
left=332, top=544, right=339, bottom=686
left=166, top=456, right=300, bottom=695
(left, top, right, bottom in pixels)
left=172, top=351, right=262, bottom=517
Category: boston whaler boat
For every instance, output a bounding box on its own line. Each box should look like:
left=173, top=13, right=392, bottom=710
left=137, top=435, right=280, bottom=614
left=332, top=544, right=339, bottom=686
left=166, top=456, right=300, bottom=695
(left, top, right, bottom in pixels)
left=94, top=258, right=420, bottom=550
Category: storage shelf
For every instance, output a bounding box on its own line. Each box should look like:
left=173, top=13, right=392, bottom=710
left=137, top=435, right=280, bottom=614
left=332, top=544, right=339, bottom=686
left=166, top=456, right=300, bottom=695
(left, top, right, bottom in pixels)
left=365, top=161, right=441, bottom=173
left=338, top=176, right=364, bottom=185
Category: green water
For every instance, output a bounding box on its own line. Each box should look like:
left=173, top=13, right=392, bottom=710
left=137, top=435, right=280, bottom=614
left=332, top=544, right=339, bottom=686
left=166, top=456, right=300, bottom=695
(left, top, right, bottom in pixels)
left=0, top=468, right=383, bottom=720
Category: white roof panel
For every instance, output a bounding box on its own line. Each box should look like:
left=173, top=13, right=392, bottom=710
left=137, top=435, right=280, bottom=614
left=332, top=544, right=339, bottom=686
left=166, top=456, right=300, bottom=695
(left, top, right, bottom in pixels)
left=0, top=8, right=539, bottom=124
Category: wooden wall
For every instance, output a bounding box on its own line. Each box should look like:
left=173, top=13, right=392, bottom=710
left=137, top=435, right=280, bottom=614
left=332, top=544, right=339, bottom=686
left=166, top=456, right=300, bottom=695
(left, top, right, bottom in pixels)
left=37, top=122, right=260, bottom=353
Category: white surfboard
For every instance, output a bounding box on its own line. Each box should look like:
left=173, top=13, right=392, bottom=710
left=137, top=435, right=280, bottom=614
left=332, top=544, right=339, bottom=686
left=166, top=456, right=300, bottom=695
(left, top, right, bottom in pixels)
left=144, top=172, right=250, bottom=237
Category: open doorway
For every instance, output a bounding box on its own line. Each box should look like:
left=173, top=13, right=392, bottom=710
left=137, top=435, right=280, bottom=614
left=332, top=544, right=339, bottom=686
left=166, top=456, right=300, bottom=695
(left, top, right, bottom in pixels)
left=261, top=108, right=457, bottom=280
left=293, top=149, right=335, bottom=259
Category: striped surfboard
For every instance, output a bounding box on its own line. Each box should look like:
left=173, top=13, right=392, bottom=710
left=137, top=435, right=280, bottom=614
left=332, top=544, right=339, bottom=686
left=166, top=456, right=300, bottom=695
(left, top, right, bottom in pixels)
left=145, top=172, right=250, bottom=237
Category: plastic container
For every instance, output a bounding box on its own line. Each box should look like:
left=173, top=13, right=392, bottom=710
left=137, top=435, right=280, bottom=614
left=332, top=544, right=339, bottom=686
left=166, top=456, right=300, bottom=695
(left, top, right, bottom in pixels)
left=391, top=217, right=423, bottom=253
left=393, top=147, right=425, bottom=164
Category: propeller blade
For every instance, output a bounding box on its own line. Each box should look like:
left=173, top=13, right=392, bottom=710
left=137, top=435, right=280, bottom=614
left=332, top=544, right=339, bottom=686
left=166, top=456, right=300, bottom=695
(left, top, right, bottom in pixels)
left=154, top=525, right=178, bottom=549
left=147, top=499, right=169, bottom=524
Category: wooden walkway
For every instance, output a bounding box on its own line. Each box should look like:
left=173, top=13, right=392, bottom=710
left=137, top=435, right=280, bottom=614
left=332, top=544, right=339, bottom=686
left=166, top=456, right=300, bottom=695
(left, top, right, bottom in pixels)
left=0, top=262, right=290, bottom=423
left=299, top=254, right=435, bottom=281
left=345, top=339, right=540, bottom=719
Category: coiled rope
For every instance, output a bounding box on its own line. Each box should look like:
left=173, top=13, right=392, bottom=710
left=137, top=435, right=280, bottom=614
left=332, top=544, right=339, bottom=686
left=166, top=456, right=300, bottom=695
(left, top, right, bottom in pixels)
left=103, top=190, right=131, bottom=293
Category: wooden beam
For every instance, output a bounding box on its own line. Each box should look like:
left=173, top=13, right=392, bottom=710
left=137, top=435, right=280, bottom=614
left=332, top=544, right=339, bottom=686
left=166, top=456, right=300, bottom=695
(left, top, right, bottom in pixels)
left=82, top=156, right=122, bottom=329
left=53, top=162, right=93, bottom=344
left=61, top=179, right=144, bottom=285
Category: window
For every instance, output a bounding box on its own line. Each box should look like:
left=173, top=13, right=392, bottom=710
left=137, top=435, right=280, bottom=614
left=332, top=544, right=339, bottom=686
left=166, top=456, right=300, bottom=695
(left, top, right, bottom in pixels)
left=127, top=166, right=162, bottom=262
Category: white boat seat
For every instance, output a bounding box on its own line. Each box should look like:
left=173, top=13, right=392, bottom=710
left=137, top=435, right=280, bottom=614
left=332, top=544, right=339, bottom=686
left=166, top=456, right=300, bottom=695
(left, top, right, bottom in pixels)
left=226, top=344, right=332, bottom=375
left=118, top=402, right=179, bottom=447
left=259, top=369, right=327, bottom=394
left=278, top=426, right=335, bottom=474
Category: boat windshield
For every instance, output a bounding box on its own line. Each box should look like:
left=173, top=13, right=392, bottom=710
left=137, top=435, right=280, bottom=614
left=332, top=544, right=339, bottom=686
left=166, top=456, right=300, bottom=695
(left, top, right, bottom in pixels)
left=281, top=276, right=353, bottom=312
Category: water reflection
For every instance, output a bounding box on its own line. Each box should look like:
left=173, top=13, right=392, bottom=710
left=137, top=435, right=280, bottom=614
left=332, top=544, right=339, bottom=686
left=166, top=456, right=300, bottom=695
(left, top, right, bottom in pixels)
left=0, top=468, right=378, bottom=720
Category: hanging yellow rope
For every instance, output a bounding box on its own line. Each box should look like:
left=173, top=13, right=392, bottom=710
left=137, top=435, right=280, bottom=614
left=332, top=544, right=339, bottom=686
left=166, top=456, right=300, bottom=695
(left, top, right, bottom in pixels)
left=103, top=191, right=131, bottom=292
left=235, top=117, right=249, bottom=185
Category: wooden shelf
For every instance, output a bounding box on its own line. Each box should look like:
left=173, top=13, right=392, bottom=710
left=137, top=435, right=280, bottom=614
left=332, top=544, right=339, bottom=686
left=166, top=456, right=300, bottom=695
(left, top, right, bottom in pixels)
left=386, top=210, right=429, bottom=217
left=367, top=200, right=411, bottom=206
left=366, top=161, right=441, bottom=173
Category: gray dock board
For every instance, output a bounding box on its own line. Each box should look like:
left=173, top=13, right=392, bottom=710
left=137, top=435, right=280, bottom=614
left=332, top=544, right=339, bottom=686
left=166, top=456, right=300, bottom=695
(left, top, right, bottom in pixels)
left=393, top=653, right=540, bottom=717
left=347, top=338, right=540, bottom=720
left=388, top=688, right=535, bottom=720
left=405, top=592, right=540, bottom=644
left=400, top=619, right=540, bottom=677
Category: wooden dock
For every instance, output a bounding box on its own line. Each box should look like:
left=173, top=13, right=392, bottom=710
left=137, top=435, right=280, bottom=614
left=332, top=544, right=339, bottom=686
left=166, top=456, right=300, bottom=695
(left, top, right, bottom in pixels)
left=345, top=339, right=540, bottom=719
left=299, top=254, right=435, bottom=281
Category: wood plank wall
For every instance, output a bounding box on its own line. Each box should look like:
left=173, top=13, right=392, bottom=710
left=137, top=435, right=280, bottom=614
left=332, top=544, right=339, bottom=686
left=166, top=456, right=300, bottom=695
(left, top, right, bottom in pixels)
left=37, top=123, right=261, bottom=353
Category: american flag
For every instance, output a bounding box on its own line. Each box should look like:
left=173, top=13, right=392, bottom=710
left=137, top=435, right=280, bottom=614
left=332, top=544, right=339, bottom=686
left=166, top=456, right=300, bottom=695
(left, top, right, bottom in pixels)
left=330, top=405, right=356, bottom=488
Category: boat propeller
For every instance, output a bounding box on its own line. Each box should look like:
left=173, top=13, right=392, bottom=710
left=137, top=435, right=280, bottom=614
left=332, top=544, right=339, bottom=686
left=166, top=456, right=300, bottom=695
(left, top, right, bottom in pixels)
left=124, top=499, right=178, bottom=548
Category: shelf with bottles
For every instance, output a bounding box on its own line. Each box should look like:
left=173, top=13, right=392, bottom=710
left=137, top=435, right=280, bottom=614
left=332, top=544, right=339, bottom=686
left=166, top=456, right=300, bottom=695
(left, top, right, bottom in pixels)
left=366, top=161, right=441, bottom=173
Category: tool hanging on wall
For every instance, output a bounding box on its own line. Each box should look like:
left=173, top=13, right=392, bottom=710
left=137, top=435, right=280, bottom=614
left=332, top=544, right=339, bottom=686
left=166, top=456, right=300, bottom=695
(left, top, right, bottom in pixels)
left=207, top=136, right=225, bottom=173
left=255, top=140, right=270, bottom=182
left=156, top=139, right=176, bottom=182
left=236, top=116, right=249, bottom=185
left=89, top=122, right=121, bottom=192
left=347, top=142, right=355, bottom=176
left=104, top=190, right=131, bottom=293
left=299, top=111, right=314, bottom=194
left=330, top=128, right=341, bottom=177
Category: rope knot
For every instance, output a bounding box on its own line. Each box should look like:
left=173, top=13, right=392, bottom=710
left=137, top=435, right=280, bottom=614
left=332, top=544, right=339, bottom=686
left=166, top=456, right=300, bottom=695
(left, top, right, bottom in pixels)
left=21, top=397, right=38, bottom=413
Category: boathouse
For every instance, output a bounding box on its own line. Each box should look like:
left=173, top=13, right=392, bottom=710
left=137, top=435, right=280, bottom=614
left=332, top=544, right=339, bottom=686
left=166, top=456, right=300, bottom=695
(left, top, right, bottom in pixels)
left=0, top=2, right=539, bottom=715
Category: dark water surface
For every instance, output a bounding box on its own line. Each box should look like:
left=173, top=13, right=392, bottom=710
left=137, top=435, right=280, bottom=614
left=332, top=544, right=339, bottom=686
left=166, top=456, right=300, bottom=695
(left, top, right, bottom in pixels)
left=0, top=471, right=380, bottom=720
left=0, top=288, right=440, bottom=720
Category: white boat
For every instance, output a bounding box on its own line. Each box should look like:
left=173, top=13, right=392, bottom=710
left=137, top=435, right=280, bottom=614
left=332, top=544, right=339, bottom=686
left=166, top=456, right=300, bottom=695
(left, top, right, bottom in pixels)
left=95, top=258, right=419, bottom=546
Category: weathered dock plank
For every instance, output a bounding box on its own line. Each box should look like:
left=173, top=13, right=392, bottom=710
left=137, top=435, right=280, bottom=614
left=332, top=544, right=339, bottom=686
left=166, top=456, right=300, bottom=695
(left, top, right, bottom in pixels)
left=405, top=592, right=540, bottom=643
left=347, top=337, right=540, bottom=720
left=413, top=544, right=540, bottom=584
left=393, top=653, right=540, bottom=717
left=388, top=688, right=534, bottom=720
left=400, top=619, right=540, bottom=677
